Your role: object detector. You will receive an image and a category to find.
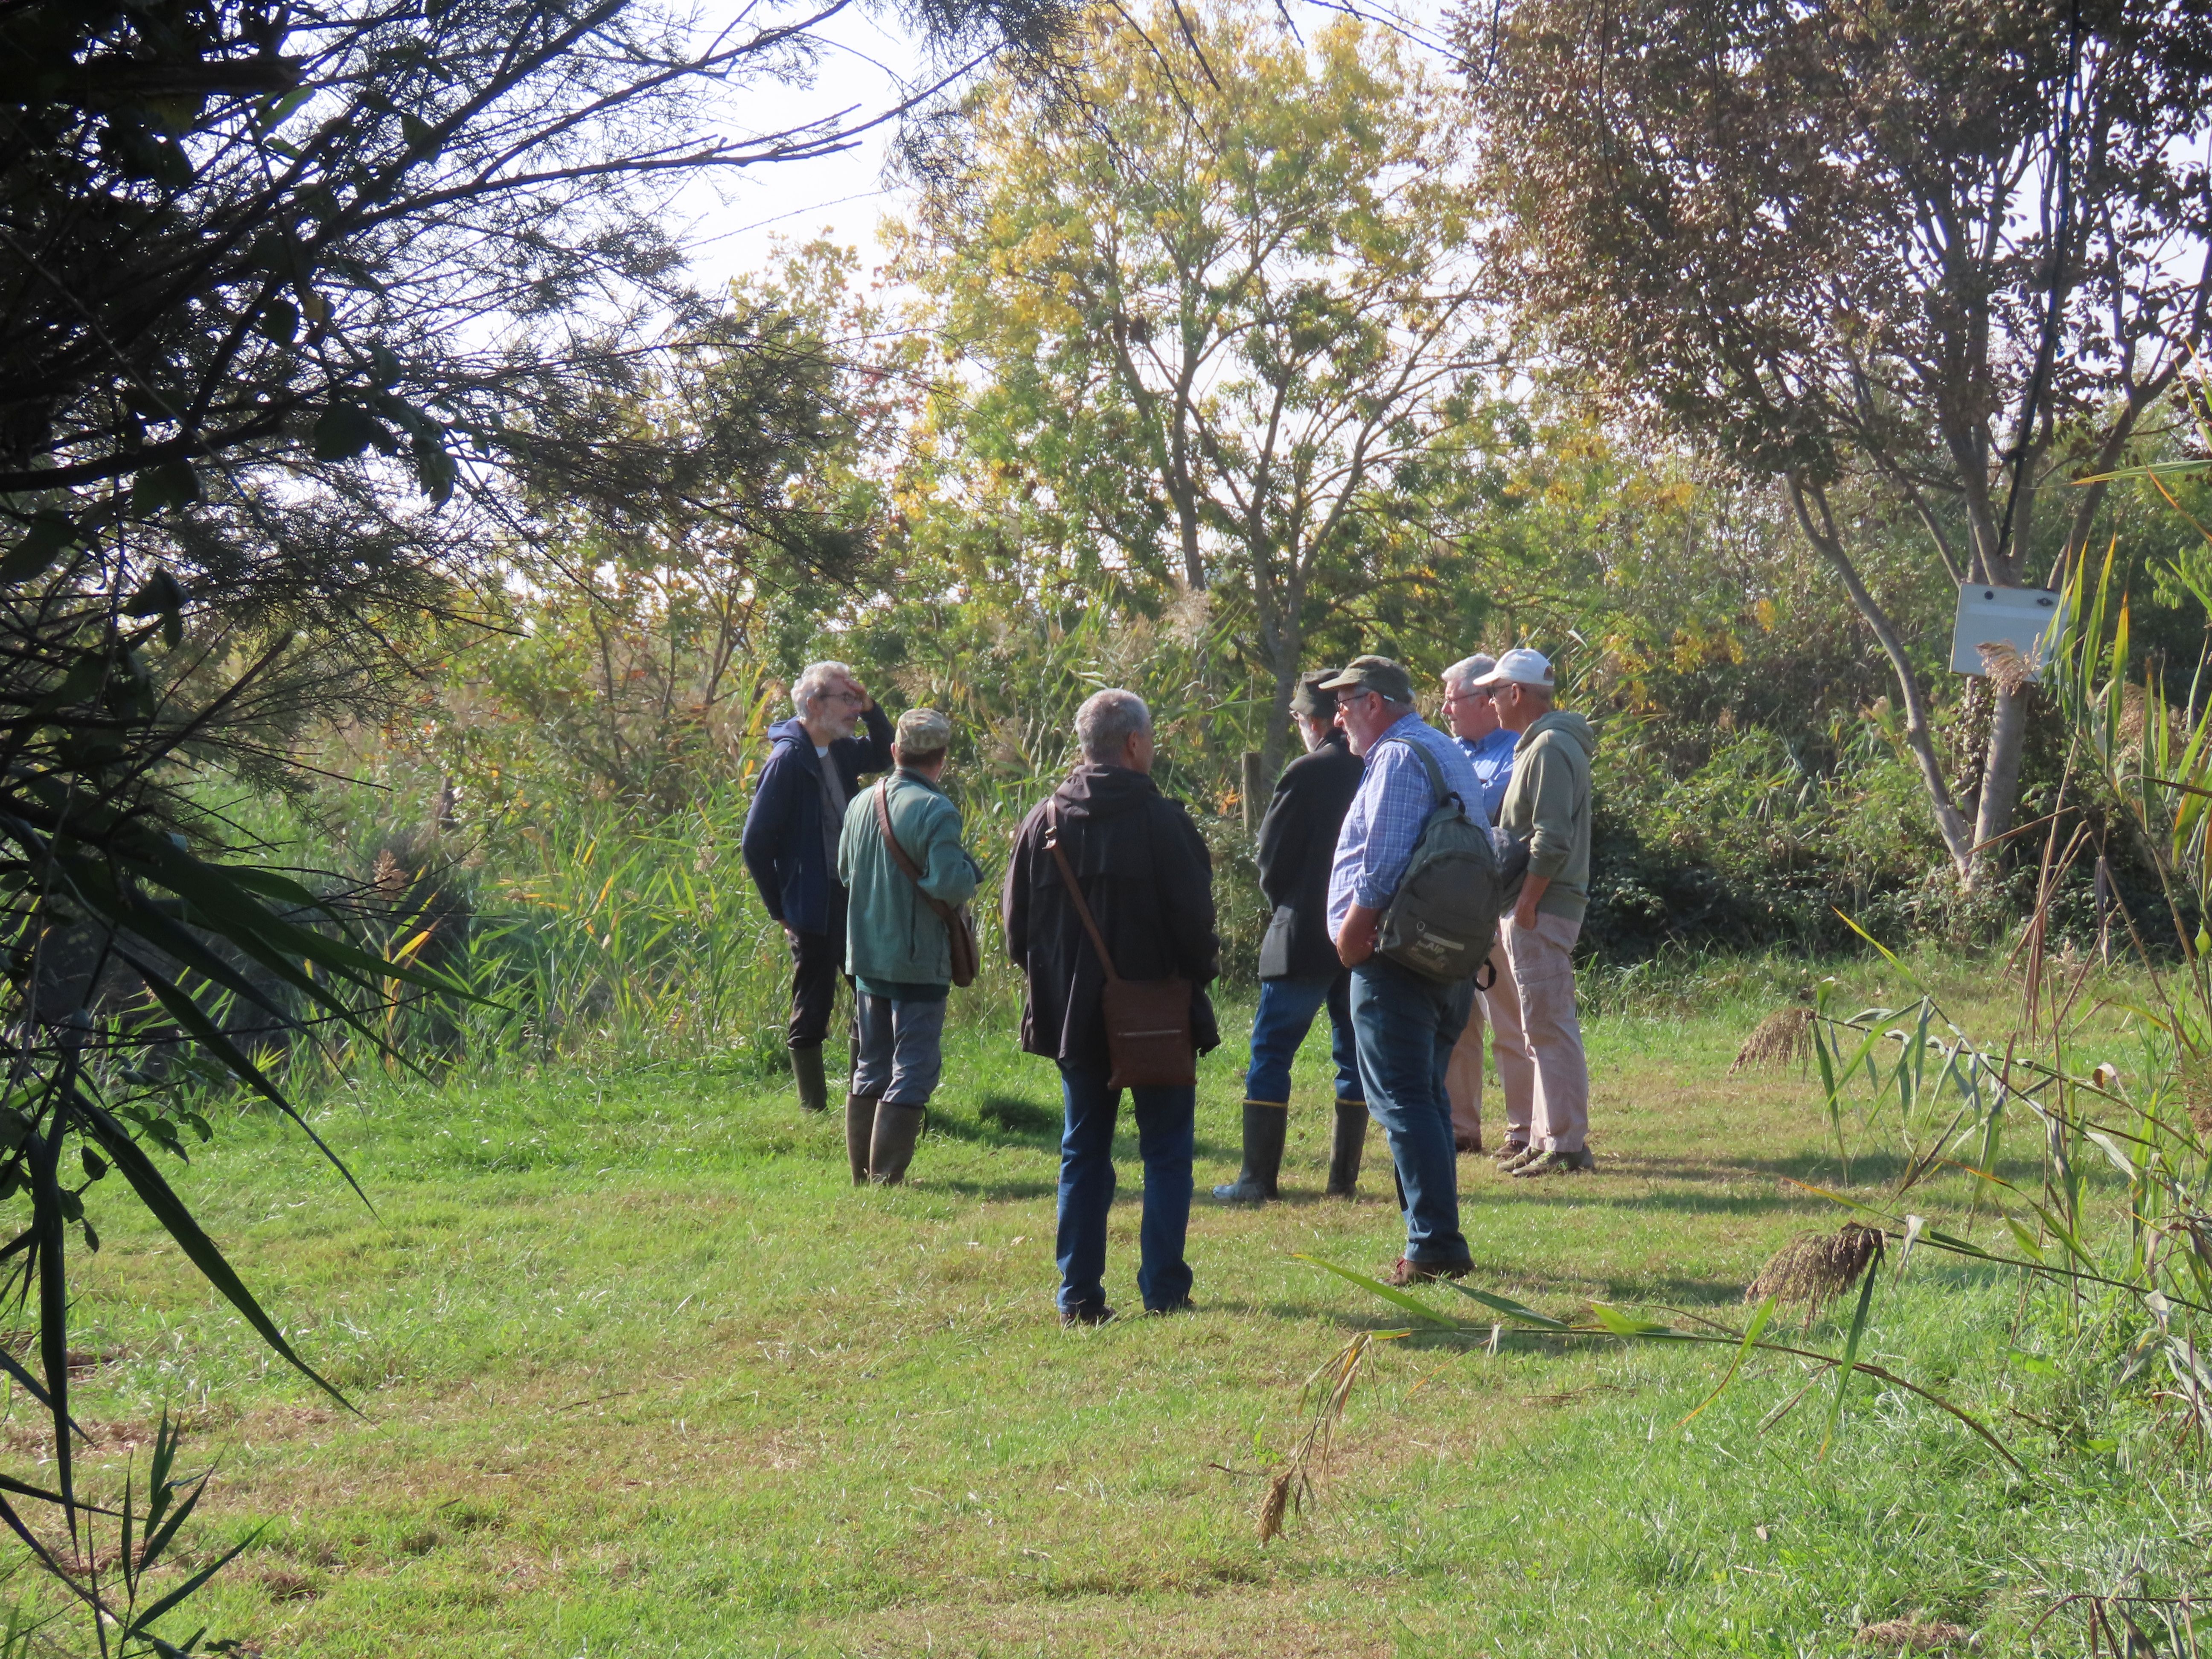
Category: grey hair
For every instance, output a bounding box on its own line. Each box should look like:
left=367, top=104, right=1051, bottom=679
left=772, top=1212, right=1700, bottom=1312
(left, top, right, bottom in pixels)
left=1444, top=654, right=1497, bottom=695
left=1076, top=688, right=1153, bottom=763
left=792, top=660, right=854, bottom=716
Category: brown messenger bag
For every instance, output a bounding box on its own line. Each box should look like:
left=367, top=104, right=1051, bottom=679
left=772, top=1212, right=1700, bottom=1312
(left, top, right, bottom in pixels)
left=873, top=780, right=980, bottom=988
left=1045, top=803, right=1195, bottom=1090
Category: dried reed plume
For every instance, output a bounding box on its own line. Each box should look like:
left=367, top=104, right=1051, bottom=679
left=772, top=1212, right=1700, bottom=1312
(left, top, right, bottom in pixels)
left=1976, top=639, right=2036, bottom=698
left=2174, top=1056, right=2212, bottom=1140
left=1745, top=1224, right=1885, bottom=1321
left=1731, top=1006, right=1814, bottom=1075
left=1257, top=1329, right=1381, bottom=1543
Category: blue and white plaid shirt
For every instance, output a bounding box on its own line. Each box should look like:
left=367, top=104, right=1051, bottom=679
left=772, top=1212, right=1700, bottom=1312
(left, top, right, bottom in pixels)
left=1327, top=713, right=1491, bottom=938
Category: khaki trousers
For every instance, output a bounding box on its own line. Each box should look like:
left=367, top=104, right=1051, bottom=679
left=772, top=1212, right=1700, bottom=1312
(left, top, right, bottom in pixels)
left=1446, top=933, right=1536, bottom=1146
left=1502, top=910, right=1589, bottom=1154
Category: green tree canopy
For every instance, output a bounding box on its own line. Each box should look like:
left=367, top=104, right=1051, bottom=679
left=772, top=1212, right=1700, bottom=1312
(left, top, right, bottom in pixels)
left=1472, top=0, right=2212, bottom=880
left=896, top=1, right=1498, bottom=771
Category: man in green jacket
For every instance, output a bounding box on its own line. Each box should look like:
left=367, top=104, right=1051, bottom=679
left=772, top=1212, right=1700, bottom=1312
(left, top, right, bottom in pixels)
left=837, top=707, right=981, bottom=1186
left=1475, top=649, right=1599, bottom=1178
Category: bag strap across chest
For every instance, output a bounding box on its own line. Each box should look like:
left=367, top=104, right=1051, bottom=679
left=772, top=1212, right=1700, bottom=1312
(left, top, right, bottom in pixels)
left=875, top=779, right=961, bottom=926
left=1045, top=801, right=1124, bottom=986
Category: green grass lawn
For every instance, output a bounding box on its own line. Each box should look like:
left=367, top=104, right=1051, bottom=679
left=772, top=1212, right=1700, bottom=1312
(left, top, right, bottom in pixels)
left=40, top=958, right=2206, bottom=1656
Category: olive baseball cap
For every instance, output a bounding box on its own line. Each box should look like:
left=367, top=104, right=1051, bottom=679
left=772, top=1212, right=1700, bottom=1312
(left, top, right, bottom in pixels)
left=1290, top=670, right=1341, bottom=719
left=895, top=707, right=953, bottom=752
left=1318, top=654, right=1414, bottom=704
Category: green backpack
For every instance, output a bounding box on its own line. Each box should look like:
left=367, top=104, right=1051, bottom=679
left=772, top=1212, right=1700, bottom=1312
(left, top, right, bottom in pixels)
left=1376, top=738, right=1528, bottom=983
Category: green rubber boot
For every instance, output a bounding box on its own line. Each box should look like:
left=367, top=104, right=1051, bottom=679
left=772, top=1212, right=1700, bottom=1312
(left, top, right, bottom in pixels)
left=1212, top=1102, right=1289, bottom=1202
left=1326, top=1099, right=1368, bottom=1198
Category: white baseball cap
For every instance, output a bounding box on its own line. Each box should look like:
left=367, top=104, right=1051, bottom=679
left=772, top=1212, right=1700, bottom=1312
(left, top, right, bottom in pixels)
left=1471, top=648, right=1554, bottom=690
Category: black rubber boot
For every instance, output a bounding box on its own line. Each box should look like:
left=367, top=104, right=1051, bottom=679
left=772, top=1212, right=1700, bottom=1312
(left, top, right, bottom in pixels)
left=1327, top=1099, right=1369, bottom=1197
left=1211, top=1102, right=1289, bottom=1202
left=869, top=1102, right=926, bottom=1185
left=844, top=1094, right=880, bottom=1186
left=791, top=1045, right=829, bottom=1115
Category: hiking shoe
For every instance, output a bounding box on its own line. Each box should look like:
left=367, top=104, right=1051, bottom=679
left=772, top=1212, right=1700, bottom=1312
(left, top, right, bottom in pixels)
left=1496, top=1141, right=1540, bottom=1172
left=1383, top=1257, right=1470, bottom=1287
left=1511, top=1147, right=1595, bottom=1179
left=1060, top=1303, right=1117, bottom=1328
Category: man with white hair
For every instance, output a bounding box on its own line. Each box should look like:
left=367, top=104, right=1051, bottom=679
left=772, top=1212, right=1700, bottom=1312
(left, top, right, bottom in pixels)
left=742, top=660, right=893, bottom=1114
left=1439, top=653, right=1535, bottom=1160
left=1004, top=688, right=1221, bottom=1326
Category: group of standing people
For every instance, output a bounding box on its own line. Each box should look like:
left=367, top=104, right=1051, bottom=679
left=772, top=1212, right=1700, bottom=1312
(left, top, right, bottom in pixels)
left=740, top=647, right=1598, bottom=1323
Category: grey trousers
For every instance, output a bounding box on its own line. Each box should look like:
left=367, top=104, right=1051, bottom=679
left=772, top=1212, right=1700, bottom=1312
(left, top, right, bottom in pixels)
left=852, top=994, right=947, bottom=1108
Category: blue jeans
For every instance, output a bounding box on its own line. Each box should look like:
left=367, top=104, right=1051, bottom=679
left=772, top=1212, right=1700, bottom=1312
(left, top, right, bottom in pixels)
left=1350, top=957, right=1474, bottom=1267
left=1055, top=1065, right=1195, bottom=1315
left=1243, top=974, right=1363, bottom=1106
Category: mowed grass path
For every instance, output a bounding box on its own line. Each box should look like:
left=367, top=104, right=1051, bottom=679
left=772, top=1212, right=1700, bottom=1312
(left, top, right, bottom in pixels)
left=49, top=964, right=2189, bottom=1656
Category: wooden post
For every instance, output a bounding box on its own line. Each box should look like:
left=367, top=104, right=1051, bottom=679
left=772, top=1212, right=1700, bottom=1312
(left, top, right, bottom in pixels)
left=1241, top=751, right=1265, bottom=832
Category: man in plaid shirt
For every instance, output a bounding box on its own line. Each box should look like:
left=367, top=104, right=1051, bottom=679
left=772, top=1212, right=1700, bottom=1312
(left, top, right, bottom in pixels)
left=1321, top=655, right=1490, bottom=1286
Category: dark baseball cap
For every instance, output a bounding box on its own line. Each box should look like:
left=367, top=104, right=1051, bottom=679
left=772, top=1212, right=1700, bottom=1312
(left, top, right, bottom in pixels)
left=1317, top=654, right=1414, bottom=704
left=1290, top=671, right=1341, bottom=719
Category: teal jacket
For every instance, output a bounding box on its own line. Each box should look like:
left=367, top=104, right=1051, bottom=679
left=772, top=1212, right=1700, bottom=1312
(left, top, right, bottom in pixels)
left=837, top=770, right=981, bottom=987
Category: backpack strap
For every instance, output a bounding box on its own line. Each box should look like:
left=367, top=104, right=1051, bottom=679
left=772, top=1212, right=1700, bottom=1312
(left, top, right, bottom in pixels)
left=1386, top=734, right=1464, bottom=816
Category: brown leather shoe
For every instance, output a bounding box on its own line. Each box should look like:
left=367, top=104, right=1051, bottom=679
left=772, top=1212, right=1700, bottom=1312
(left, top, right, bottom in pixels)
left=1454, top=1132, right=1483, bottom=1155
left=1383, top=1257, right=1469, bottom=1286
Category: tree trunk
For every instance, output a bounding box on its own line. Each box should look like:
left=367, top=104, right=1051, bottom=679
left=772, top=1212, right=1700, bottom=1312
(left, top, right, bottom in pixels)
left=1788, top=475, right=1977, bottom=877
left=1972, top=685, right=2031, bottom=858
left=1260, top=643, right=1296, bottom=784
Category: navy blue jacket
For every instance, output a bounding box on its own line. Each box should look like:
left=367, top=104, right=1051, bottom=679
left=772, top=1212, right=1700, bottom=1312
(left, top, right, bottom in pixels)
left=741, top=705, right=894, bottom=934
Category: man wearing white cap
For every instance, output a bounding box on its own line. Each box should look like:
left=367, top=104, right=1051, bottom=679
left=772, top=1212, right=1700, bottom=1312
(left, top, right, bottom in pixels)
left=1473, top=649, right=1598, bottom=1177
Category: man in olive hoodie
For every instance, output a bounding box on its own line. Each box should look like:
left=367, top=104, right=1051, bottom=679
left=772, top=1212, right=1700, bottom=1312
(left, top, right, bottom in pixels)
left=1474, top=649, right=1598, bottom=1178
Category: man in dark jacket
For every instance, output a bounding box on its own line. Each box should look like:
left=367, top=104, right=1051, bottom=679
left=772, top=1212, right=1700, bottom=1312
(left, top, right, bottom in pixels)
left=1004, top=688, right=1220, bottom=1326
left=1213, top=671, right=1368, bottom=1204
left=740, top=660, right=894, bottom=1113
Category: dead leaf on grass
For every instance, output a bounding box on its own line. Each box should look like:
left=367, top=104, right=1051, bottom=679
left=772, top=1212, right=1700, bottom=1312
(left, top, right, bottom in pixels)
left=262, top=1568, right=322, bottom=1603
left=1854, top=1616, right=1973, bottom=1652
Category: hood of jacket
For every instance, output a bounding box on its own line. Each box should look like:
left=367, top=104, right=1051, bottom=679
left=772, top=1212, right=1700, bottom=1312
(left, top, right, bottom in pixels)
left=765, top=715, right=822, bottom=771
left=1522, top=709, right=1596, bottom=757
left=1051, top=763, right=1162, bottom=822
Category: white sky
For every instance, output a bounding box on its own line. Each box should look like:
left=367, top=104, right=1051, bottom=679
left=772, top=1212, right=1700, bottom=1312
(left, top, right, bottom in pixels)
left=676, top=5, right=923, bottom=293
left=674, top=0, right=1458, bottom=293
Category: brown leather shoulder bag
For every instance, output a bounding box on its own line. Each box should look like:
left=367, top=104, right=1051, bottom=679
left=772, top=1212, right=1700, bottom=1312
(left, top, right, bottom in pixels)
left=874, top=780, right=979, bottom=988
left=1045, top=802, right=1195, bottom=1089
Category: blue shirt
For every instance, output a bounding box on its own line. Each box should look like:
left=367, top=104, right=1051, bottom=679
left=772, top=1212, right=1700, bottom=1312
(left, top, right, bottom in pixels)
left=1327, top=713, right=1490, bottom=937
left=1456, top=727, right=1518, bottom=825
